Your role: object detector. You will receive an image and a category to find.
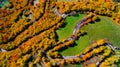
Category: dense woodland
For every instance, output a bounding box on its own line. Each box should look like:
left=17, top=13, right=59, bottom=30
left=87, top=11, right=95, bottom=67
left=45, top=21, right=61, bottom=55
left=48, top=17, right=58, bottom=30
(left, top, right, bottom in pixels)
left=0, top=0, right=120, bottom=67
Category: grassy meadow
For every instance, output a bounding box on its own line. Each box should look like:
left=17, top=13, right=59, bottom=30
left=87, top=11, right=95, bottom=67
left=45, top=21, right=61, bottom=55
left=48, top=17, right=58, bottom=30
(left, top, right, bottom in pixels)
left=57, top=14, right=120, bottom=56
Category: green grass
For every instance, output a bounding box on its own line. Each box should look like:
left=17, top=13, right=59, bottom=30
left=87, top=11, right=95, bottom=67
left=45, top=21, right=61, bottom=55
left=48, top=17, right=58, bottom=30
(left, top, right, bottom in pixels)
left=57, top=14, right=86, bottom=41
left=57, top=14, right=88, bottom=56
left=75, top=64, right=82, bottom=67
left=80, top=16, right=120, bottom=47
left=57, top=14, right=120, bottom=56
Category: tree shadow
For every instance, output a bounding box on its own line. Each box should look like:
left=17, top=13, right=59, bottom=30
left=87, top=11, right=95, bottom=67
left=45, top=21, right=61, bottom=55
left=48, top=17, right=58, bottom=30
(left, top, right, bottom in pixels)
left=72, top=14, right=79, bottom=17
left=89, top=18, right=101, bottom=24
left=90, top=21, right=95, bottom=24
left=95, top=18, right=101, bottom=22
left=54, top=31, right=59, bottom=42
left=70, top=42, right=77, bottom=47
left=59, top=22, right=67, bottom=28
left=58, top=46, right=69, bottom=52
left=58, top=42, right=78, bottom=52
left=80, top=32, right=87, bottom=37
left=116, top=60, right=120, bottom=67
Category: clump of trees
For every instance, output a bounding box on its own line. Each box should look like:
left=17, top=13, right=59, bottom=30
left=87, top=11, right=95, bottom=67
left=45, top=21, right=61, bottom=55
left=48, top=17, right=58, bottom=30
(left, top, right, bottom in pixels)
left=54, top=1, right=120, bottom=24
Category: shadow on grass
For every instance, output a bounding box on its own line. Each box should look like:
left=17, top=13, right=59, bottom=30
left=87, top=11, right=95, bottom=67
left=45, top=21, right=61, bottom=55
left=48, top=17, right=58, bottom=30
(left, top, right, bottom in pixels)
left=72, top=14, right=79, bottom=17
left=55, top=31, right=59, bottom=42
left=96, top=18, right=101, bottom=22
left=89, top=18, right=101, bottom=24
left=80, top=32, right=87, bottom=37
left=59, top=22, right=67, bottom=28
left=58, top=42, right=78, bottom=52
left=116, top=59, right=120, bottom=67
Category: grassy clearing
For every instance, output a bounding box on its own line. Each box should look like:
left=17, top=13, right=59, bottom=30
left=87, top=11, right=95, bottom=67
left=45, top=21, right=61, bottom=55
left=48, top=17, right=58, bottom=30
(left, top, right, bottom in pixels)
left=80, top=16, right=120, bottom=47
left=56, top=14, right=87, bottom=56
left=57, top=14, right=120, bottom=56
left=57, top=14, right=86, bottom=41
